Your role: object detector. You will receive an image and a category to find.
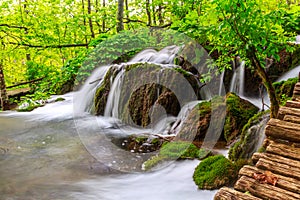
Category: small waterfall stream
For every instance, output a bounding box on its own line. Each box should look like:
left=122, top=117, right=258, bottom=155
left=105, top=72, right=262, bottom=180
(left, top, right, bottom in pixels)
left=0, top=45, right=220, bottom=200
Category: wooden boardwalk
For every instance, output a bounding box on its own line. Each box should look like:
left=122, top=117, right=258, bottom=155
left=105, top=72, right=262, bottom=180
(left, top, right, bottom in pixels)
left=215, top=78, right=300, bottom=200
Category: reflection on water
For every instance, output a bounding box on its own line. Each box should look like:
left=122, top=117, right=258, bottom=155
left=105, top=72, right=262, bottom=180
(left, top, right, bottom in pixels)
left=0, top=95, right=216, bottom=200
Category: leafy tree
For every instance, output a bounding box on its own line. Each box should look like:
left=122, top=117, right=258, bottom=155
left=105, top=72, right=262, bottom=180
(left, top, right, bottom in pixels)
left=207, top=0, right=299, bottom=118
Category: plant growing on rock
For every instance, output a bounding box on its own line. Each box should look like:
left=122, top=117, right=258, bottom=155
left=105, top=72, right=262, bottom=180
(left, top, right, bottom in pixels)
left=193, top=155, right=237, bottom=190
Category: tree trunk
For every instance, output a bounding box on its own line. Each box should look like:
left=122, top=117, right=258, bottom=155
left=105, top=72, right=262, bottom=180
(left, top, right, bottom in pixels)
left=146, top=0, right=152, bottom=26
left=248, top=48, right=279, bottom=118
left=87, top=0, right=95, bottom=38
left=117, top=0, right=124, bottom=32
left=152, top=0, right=156, bottom=25
left=102, top=0, right=106, bottom=32
left=157, top=4, right=163, bottom=25
left=0, top=62, right=9, bottom=110
left=81, top=0, right=88, bottom=44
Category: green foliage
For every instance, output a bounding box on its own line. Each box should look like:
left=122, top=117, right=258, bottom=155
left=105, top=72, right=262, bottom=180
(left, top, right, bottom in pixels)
left=273, top=77, right=298, bottom=105
left=193, top=155, right=236, bottom=190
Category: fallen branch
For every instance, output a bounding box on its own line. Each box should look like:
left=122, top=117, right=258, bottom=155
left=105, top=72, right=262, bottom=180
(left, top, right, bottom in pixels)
left=7, top=77, right=45, bottom=89
left=8, top=42, right=88, bottom=49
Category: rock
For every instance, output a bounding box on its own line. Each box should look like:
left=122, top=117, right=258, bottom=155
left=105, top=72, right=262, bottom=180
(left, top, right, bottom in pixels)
left=228, top=112, right=270, bottom=161
left=94, top=62, right=202, bottom=127
left=193, top=155, right=237, bottom=190
left=177, top=93, right=259, bottom=144
left=142, top=141, right=211, bottom=170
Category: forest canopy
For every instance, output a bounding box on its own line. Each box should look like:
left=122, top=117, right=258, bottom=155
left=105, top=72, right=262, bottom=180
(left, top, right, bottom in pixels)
left=0, top=0, right=300, bottom=113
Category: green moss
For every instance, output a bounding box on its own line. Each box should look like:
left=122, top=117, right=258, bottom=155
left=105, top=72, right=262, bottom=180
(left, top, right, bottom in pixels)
left=142, top=141, right=210, bottom=170
left=228, top=111, right=269, bottom=161
left=224, top=93, right=259, bottom=142
left=17, top=104, right=44, bottom=112
left=55, top=97, right=65, bottom=102
left=173, top=67, right=192, bottom=77
left=160, top=141, right=200, bottom=159
left=273, top=77, right=298, bottom=105
left=142, top=155, right=168, bottom=171
left=193, top=155, right=236, bottom=190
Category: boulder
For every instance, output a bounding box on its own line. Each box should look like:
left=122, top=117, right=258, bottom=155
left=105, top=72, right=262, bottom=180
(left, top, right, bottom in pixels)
left=177, top=93, right=259, bottom=144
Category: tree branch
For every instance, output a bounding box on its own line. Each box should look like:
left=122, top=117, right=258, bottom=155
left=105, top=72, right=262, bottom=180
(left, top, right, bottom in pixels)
left=123, top=18, right=172, bottom=28
left=8, top=42, right=88, bottom=49
left=7, top=77, right=45, bottom=89
left=0, top=24, right=28, bottom=31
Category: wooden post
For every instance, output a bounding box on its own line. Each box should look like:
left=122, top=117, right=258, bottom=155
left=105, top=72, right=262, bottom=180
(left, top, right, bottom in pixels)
left=298, top=72, right=300, bottom=81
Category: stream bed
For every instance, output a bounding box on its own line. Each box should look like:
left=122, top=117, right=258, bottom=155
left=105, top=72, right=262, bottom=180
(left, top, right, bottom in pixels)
left=0, top=93, right=217, bottom=200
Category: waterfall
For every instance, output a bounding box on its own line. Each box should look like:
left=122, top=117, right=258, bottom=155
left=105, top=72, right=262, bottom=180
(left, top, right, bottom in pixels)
left=73, top=66, right=110, bottom=114
left=218, top=70, right=225, bottom=96
left=104, top=67, right=125, bottom=118
left=229, top=61, right=245, bottom=96
left=169, top=100, right=202, bottom=135
left=276, top=65, right=300, bottom=82
left=243, top=114, right=270, bottom=158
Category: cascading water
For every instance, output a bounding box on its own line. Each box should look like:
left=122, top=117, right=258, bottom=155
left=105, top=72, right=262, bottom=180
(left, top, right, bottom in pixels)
left=229, top=61, right=245, bottom=96
left=73, top=66, right=110, bottom=114
left=0, top=45, right=221, bottom=199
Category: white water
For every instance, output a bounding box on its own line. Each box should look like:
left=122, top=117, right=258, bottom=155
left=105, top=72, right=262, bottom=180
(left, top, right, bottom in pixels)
left=0, top=45, right=222, bottom=200
left=229, top=61, right=245, bottom=96
left=70, top=160, right=216, bottom=200
left=276, top=65, right=300, bottom=82
left=104, top=67, right=125, bottom=118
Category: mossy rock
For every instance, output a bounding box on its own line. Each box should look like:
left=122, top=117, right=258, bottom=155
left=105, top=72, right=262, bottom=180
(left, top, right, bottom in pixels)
left=224, top=93, right=259, bottom=142
left=228, top=111, right=269, bottom=161
left=160, top=141, right=200, bottom=159
left=94, top=65, right=121, bottom=115
left=193, top=155, right=236, bottom=190
left=142, top=141, right=211, bottom=170
left=177, top=93, right=258, bottom=144
left=142, top=155, right=168, bottom=171
left=94, top=62, right=202, bottom=126
left=273, top=77, right=298, bottom=105
left=110, top=134, right=164, bottom=153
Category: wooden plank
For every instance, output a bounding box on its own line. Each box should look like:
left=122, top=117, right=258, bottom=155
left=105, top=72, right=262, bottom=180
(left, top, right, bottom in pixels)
left=267, top=118, right=300, bottom=131
left=283, top=114, right=300, bottom=124
left=214, top=187, right=262, bottom=200
left=252, top=152, right=300, bottom=168
left=266, top=141, right=300, bottom=161
left=234, top=176, right=300, bottom=200
left=239, top=165, right=300, bottom=194
left=285, top=100, right=300, bottom=109
left=256, top=158, right=300, bottom=180
left=278, top=106, right=300, bottom=120
left=265, top=125, right=300, bottom=143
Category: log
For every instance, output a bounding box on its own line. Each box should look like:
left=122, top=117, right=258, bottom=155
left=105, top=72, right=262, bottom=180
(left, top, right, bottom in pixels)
left=239, top=165, right=300, bottom=194
left=267, top=118, right=300, bottom=131
left=285, top=100, right=300, bottom=109
left=235, top=175, right=300, bottom=200
left=265, top=124, right=300, bottom=143
left=266, top=141, right=300, bottom=161
left=256, top=158, right=300, bottom=180
left=252, top=152, right=300, bottom=168
left=277, top=106, right=300, bottom=120
left=283, top=114, right=300, bottom=124
left=214, top=187, right=262, bottom=200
